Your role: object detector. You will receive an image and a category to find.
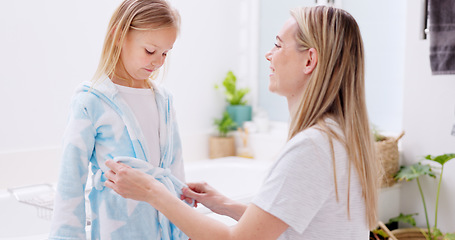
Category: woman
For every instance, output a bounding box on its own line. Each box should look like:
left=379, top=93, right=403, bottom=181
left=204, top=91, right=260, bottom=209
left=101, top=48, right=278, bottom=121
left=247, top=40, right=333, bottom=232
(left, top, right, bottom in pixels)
left=105, top=5, right=379, bottom=239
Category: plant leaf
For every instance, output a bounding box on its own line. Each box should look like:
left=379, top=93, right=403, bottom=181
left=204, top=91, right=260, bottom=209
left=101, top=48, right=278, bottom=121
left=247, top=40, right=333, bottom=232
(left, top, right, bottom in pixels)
left=214, top=111, right=236, bottom=137
left=371, top=229, right=388, bottom=238
left=444, top=233, right=455, bottom=240
left=219, top=71, right=249, bottom=105
left=425, top=153, right=455, bottom=166
left=394, top=163, right=436, bottom=181
left=433, top=227, right=443, bottom=237
left=387, top=213, right=418, bottom=226
left=223, top=71, right=237, bottom=96
left=371, top=124, right=387, bottom=142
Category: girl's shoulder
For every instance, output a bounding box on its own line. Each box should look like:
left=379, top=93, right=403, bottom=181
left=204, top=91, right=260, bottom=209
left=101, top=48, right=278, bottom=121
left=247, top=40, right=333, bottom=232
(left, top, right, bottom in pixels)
left=68, top=81, right=114, bottom=116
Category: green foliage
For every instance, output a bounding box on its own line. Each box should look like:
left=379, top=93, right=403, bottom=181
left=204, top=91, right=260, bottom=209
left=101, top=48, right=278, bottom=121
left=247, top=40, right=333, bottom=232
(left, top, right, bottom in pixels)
left=394, top=163, right=436, bottom=182
left=394, top=153, right=455, bottom=240
left=213, top=111, right=237, bottom=137
left=372, top=125, right=387, bottom=141
left=215, top=71, right=250, bottom=105
left=388, top=213, right=418, bottom=227
left=443, top=233, right=455, bottom=240
left=425, top=153, right=455, bottom=166
left=371, top=229, right=389, bottom=238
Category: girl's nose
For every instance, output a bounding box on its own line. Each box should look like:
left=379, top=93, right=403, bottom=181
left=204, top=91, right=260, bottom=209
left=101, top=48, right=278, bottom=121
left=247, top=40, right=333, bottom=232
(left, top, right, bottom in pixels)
left=152, top=54, right=166, bottom=66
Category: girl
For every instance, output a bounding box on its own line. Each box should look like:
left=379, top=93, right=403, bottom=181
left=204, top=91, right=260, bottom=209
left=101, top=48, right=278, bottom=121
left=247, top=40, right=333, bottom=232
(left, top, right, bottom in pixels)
left=104, top=5, right=380, bottom=240
left=49, top=0, right=188, bottom=239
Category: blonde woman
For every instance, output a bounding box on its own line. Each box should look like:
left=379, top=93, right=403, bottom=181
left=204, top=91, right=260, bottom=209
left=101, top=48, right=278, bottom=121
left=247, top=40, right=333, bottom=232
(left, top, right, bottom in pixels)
left=49, top=0, right=188, bottom=239
left=105, top=5, right=379, bottom=240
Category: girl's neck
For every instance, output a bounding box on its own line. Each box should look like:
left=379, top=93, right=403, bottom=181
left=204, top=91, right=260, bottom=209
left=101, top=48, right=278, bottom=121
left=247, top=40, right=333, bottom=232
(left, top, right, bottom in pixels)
left=111, top=72, right=150, bottom=89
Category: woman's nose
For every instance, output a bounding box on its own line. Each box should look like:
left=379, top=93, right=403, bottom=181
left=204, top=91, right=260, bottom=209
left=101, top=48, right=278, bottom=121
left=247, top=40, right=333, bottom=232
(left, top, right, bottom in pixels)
left=265, top=51, right=272, bottom=61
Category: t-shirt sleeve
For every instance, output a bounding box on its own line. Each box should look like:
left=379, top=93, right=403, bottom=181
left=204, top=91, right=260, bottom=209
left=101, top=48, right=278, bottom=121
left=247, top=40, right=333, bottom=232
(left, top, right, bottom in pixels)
left=251, top=131, right=333, bottom=234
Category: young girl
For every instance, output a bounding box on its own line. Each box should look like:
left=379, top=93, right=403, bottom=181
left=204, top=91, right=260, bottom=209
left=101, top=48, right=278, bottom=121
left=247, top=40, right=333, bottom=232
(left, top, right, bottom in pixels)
left=104, top=5, right=379, bottom=240
left=49, top=0, right=187, bottom=239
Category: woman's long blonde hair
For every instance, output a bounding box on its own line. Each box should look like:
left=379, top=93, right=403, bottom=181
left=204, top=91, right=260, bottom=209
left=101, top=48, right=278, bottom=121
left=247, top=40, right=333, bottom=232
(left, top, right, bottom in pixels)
left=92, top=0, right=180, bottom=83
left=289, top=6, right=379, bottom=229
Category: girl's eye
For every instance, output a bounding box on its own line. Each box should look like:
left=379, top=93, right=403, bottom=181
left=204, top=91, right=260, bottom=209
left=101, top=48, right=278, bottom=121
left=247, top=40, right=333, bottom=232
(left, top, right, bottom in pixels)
left=274, top=43, right=281, bottom=48
left=146, top=49, right=155, bottom=55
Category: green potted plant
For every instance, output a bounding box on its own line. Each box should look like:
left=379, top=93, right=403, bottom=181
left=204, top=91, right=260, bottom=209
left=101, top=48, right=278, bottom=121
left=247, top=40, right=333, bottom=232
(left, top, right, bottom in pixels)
left=216, top=70, right=251, bottom=128
left=389, top=153, right=455, bottom=240
left=209, top=111, right=237, bottom=159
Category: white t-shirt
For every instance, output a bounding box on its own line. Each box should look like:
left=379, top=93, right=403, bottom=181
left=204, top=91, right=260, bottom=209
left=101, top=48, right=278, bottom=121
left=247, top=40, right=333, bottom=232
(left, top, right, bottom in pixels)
left=252, top=119, right=368, bottom=240
left=115, top=84, right=184, bottom=181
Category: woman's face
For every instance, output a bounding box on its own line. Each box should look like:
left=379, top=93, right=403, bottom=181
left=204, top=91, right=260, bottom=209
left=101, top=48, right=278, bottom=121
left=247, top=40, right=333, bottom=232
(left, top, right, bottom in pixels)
left=116, top=26, right=177, bottom=87
left=265, top=18, right=310, bottom=100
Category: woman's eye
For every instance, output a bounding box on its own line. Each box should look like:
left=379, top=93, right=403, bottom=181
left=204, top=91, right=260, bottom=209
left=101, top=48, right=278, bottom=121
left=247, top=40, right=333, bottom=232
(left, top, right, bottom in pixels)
left=274, top=43, right=281, bottom=48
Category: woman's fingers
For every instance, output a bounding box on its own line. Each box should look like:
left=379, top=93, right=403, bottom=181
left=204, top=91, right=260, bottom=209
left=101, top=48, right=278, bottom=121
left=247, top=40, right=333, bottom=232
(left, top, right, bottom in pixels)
left=187, top=182, right=211, bottom=194
left=182, top=187, right=203, bottom=200
left=180, top=195, right=198, bottom=207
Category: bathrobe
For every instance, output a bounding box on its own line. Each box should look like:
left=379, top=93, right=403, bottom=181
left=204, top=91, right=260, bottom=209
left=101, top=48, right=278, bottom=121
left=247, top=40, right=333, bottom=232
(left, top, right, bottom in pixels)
left=49, top=79, right=188, bottom=240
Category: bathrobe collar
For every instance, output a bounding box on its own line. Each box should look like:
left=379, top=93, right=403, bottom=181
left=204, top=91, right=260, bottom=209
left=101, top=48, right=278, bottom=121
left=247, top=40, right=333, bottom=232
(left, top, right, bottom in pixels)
left=78, top=78, right=170, bottom=166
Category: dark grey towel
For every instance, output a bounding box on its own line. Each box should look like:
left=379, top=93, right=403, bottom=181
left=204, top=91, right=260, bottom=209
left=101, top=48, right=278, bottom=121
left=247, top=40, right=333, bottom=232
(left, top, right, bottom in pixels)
left=429, top=0, right=455, bottom=75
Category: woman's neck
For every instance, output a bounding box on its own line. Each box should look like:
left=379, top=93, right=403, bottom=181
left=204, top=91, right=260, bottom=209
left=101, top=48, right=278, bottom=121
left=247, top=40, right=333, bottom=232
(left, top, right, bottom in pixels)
left=287, top=94, right=302, bottom=118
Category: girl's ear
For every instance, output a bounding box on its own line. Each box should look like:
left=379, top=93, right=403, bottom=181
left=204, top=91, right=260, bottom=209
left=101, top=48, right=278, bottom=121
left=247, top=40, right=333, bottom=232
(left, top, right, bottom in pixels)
left=303, top=48, right=318, bottom=74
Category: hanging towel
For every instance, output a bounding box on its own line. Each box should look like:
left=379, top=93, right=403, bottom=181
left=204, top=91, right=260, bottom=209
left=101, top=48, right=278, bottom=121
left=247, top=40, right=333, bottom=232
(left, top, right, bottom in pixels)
left=429, top=0, right=455, bottom=75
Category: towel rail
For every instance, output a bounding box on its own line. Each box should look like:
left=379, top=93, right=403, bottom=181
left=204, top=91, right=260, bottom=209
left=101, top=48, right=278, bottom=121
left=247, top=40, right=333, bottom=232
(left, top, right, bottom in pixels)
left=421, top=0, right=429, bottom=39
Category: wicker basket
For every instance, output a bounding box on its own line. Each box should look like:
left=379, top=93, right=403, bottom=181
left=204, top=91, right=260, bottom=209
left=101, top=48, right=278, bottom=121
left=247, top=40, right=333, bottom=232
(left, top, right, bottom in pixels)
left=209, top=136, right=236, bottom=159
left=389, top=228, right=427, bottom=240
left=377, top=222, right=428, bottom=240
left=375, top=131, right=404, bottom=188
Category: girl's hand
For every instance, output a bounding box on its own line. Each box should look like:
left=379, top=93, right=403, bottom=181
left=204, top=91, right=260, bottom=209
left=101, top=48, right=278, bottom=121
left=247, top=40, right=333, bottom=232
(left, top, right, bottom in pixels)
left=104, top=160, right=165, bottom=202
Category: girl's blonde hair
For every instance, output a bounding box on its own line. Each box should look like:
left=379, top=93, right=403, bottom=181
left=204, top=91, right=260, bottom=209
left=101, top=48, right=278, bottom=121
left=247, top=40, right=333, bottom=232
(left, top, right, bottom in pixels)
left=289, top=6, right=379, bottom=229
left=92, top=0, right=180, bottom=83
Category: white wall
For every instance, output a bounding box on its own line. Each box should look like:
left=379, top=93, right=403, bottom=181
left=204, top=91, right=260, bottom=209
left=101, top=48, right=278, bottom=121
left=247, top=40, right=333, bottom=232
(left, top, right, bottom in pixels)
left=401, top=0, right=455, bottom=233
left=0, top=0, right=121, bottom=152
left=343, top=0, right=406, bottom=134
left=0, top=0, right=255, bottom=188
left=165, top=0, right=258, bottom=162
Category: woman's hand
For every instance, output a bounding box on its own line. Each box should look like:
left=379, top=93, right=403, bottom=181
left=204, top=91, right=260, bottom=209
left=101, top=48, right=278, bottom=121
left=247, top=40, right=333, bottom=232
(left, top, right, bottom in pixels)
left=104, top=159, right=165, bottom=202
left=182, top=182, right=245, bottom=220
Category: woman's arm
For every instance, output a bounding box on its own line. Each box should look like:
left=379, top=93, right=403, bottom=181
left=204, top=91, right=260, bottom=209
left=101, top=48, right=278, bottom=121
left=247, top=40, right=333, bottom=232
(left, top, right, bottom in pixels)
left=104, top=160, right=289, bottom=240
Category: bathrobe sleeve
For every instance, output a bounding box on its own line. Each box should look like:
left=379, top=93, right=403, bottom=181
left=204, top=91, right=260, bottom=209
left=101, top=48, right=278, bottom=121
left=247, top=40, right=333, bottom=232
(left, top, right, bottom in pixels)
left=49, top=94, right=96, bottom=240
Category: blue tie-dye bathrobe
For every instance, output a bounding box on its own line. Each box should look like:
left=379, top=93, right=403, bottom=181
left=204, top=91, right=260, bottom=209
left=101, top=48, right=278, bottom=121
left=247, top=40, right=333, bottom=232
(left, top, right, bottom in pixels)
left=49, top=79, right=188, bottom=240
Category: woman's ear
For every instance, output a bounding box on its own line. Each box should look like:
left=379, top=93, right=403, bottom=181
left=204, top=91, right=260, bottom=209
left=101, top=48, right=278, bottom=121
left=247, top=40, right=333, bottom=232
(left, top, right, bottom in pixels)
left=303, top=48, right=318, bottom=74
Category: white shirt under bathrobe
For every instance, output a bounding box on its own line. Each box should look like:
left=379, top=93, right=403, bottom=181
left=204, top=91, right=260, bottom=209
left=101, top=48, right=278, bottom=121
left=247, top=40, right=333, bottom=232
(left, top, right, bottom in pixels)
left=49, top=78, right=188, bottom=240
left=252, top=118, right=369, bottom=240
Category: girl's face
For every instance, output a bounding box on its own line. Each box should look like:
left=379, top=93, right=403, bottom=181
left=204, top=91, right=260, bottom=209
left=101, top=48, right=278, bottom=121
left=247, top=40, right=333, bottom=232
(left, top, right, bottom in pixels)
left=116, top=26, right=177, bottom=87
left=265, top=18, right=310, bottom=101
